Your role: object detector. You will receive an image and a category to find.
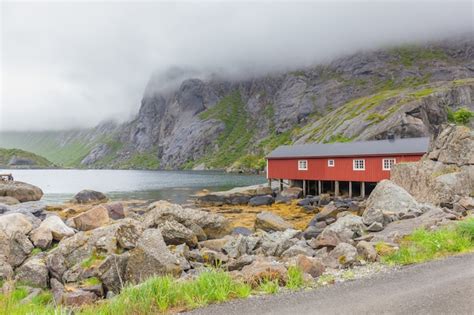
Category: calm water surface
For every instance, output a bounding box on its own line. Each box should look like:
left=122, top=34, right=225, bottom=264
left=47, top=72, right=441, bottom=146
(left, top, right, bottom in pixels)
left=0, top=169, right=266, bottom=204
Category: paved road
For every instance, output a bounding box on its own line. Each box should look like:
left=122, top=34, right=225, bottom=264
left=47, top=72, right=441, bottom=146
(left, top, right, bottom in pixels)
left=187, top=253, right=474, bottom=315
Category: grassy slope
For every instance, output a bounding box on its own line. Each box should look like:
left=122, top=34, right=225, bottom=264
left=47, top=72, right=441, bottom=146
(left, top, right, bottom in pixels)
left=0, top=148, right=55, bottom=168
left=0, top=131, right=93, bottom=167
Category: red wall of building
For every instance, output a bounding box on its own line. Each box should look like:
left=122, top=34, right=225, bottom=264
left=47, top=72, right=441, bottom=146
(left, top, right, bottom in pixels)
left=267, top=154, right=423, bottom=182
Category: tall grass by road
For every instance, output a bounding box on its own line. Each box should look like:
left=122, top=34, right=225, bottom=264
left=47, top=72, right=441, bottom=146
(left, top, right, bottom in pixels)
left=381, top=218, right=474, bottom=265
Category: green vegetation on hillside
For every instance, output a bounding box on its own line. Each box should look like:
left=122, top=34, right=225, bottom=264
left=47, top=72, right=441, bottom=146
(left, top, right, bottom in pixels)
left=116, top=152, right=160, bottom=170
left=198, top=91, right=256, bottom=168
left=0, top=148, right=54, bottom=168
left=390, top=45, right=448, bottom=67
left=0, top=131, right=93, bottom=167
left=447, top=107, right=474, bottom=125
left=380, top=218, right=474, bottom=265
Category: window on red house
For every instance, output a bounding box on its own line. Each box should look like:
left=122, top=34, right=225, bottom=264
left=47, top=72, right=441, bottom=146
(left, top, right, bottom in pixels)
left=383, top=158, right=396, bottom=170
left=298, top=160, right=308, bottom=170
left=353, top=159, right=365, bottom=170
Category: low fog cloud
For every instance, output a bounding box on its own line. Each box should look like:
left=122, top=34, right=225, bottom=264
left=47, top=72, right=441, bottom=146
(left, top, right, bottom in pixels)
left=1, top=1, right=472, bottom=131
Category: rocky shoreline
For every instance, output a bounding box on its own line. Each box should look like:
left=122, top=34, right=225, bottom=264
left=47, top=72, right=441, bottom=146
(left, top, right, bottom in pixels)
left=0, top=125, right=472, bottom=310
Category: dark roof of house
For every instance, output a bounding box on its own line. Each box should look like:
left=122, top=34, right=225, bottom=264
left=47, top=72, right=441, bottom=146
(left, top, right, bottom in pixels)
left=266, top=137, right=430, bottom=159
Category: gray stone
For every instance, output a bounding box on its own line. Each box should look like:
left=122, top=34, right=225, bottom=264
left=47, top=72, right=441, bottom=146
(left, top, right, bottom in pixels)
left=363, top=180, right=420, bottom=226
left=15, top=255, right=49, bottom=288
left=125, top=229, right=182, bottom=283
left=98, top=253, right=129, bottom=294
left=0, top=213, right=33, bottom=238
left=226, top=254, right=256, bottom=271
left=366, top=221, right=384, bottom=232
left=144, top=200, right=230, bottom=239
left=248, top=195, right=274, bottom=206
left=356, top=241, right=378, bottom=262
left=72, top=189, right=108, bottom=204
left=0, top=181, right=43, bottom=202
left=73, top=205, right=110, bottom=231
left=280, top=187, right=303, bottom=199
left=255, top=211, right=293, bottom=232
left=327, top=242, right=358, bottom=268
left=159, top=220, right=198, bottom=247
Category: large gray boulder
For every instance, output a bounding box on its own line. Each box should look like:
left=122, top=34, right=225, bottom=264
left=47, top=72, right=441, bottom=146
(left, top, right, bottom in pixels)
left=15, top=254, right=49, bottom=288
left=97, top=253, right=129, bottom=294
left=195, top=185, right=272, bottom=206
left=0, top=229, right=34, bottom=268
left=125, top=229, right=182, bottom=283
left=362, top=180, right=419, bottom=226
left=391, top=125, right=474, bottom=205
left=73, top=205, right=110, bottom=231
left=72, top=190, right=108, bottom=204
left=0, top=213, right=33, bottom=237
left=0, top=259, right=13, bottom=281
left=158, top=220, right=198, bottom=247
left=30, top=215, right=75, bottom=249
left=248, top=195, right=274, bottom=206
left=255, top=211, right=293, bottom=232
left=144, top=200, right=230, bottom=239
left=45, top=218, right=143, bottom=282
left=0, top=181, right=43, bottom=202
left=260, top=229, right=300, bottom=256
left=279, top=187, right=303, bottom=199
left=312, top=214, right=365, bottom=248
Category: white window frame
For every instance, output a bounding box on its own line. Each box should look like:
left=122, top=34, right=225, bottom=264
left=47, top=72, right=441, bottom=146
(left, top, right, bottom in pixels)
left=298, top=160, right=308, bottom=171
left=353, top=159, right=365, bottom=171
left=382, top=158, right=396, bottom=171
left=328, top=159, right=335, bottom=167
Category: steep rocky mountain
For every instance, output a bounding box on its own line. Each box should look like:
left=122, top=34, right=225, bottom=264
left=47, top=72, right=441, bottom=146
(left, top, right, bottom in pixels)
left=1, top=38, right=473, bottom=171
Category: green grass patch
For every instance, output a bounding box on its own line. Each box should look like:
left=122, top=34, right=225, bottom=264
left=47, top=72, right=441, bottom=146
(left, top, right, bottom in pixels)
left=79, top=269, right=252, bottom=314
left=381, top=218, right=474, bottom=265
left=286, top=266, right=304, bottom=290
left=81, top=277, right=102, bottom=286
left=81, top=251, right=106, bottom=269
left=447, top=107, right=474, bottom=125
left=30, top=248, right=43, bottom=256
left=258, top=278, right=280, bottom=294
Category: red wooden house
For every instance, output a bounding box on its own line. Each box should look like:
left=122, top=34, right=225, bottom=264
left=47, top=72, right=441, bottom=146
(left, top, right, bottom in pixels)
left=266, top=137, right=429, bottom=198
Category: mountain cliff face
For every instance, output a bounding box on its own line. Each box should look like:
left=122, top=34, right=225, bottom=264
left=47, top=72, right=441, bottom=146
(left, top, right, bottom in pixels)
left=1, top=38, right=473, bottom=171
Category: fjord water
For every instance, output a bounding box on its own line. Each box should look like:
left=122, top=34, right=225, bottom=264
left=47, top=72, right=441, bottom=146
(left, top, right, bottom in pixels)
left=1, top=169, right=266, bottom=204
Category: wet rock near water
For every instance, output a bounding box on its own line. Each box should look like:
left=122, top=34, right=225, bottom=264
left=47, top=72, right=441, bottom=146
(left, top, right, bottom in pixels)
left=72, top=189, right=108, bottom=204
left=0, top=181, right=43, bottom=203
left=195, top=185, right=273, bottom=206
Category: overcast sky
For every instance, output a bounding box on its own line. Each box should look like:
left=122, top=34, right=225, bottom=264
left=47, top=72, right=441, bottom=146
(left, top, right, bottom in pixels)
left=1, top=1, right=472, bottom=131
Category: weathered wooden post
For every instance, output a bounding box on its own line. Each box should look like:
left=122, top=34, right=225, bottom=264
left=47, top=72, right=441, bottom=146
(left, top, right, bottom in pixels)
left=349, top=181, right=352, bottom=198
left=335, top=181, right=340, bottom=197
left=318, top=180, right=322, bottom=196
left=361, top=181, right=365, bottom=198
